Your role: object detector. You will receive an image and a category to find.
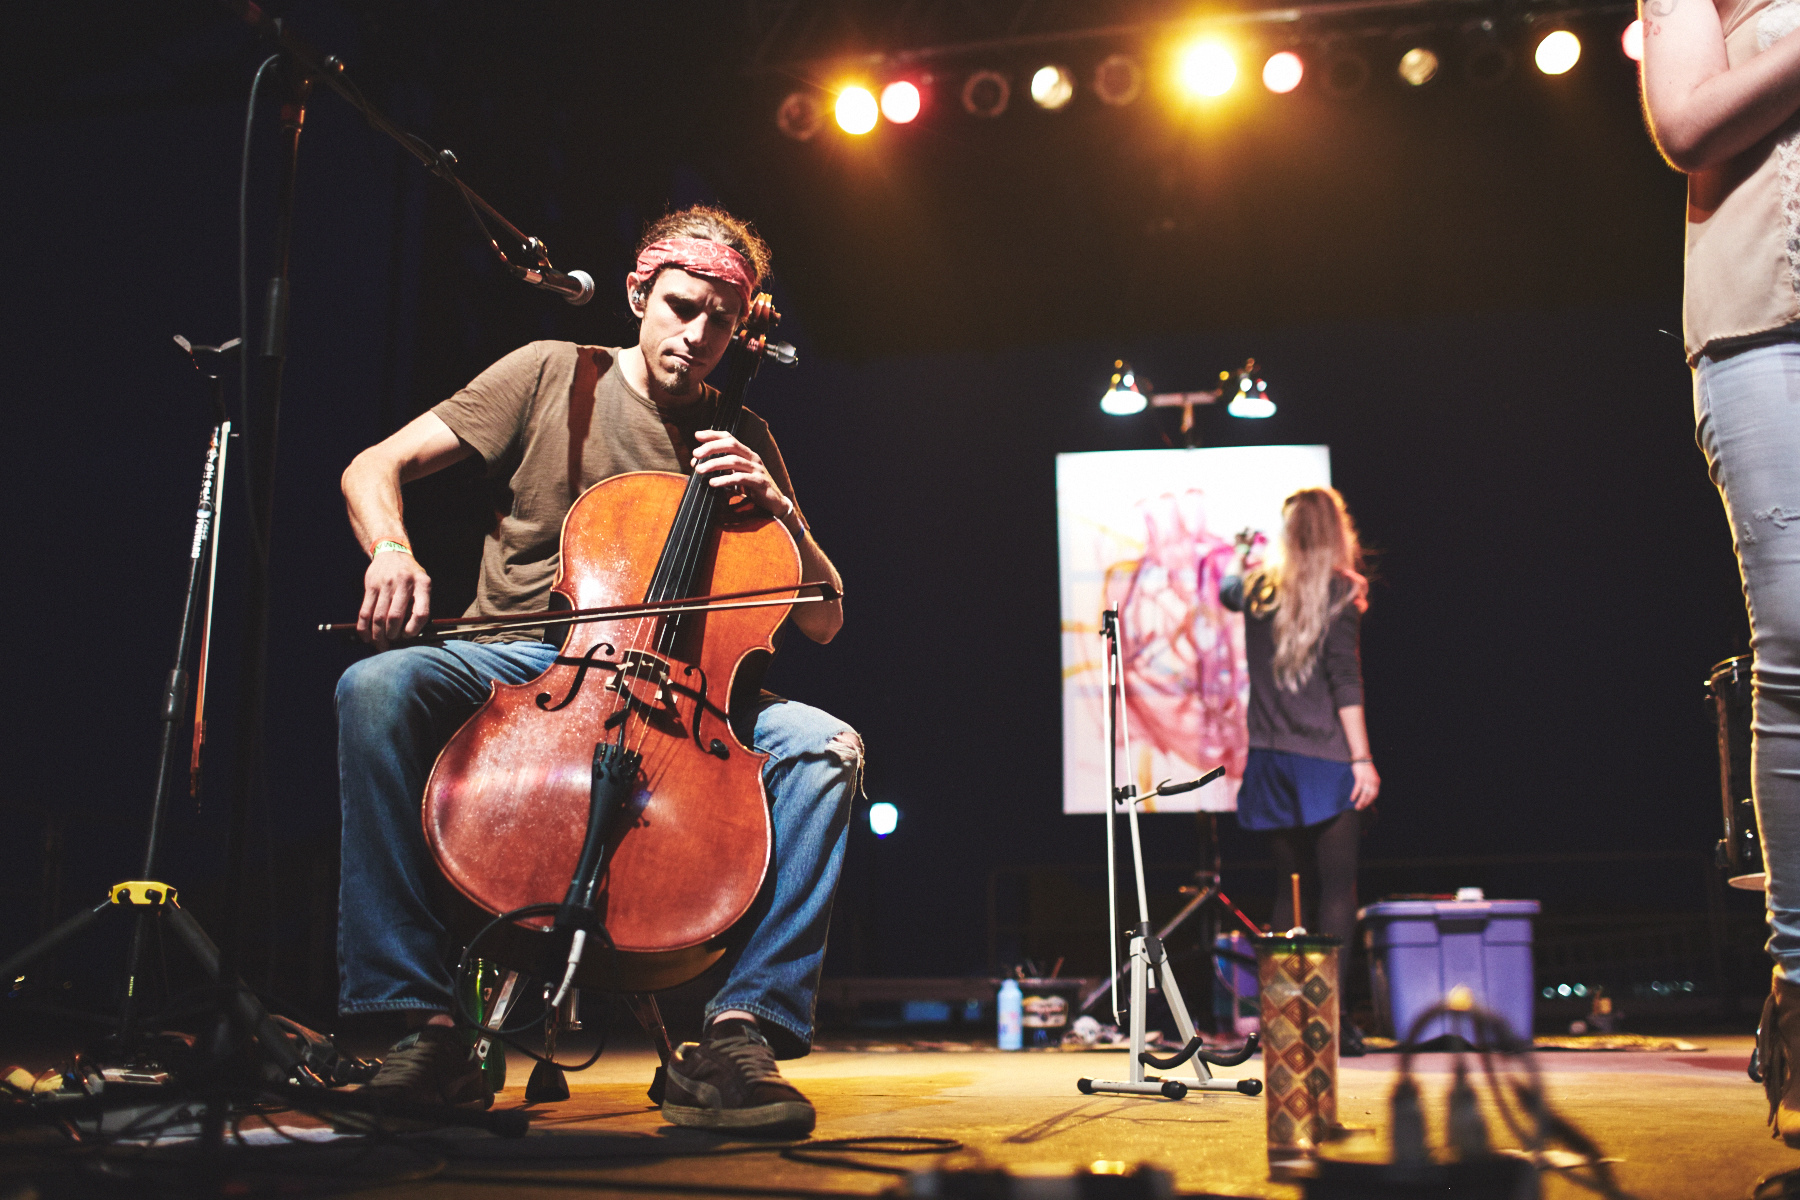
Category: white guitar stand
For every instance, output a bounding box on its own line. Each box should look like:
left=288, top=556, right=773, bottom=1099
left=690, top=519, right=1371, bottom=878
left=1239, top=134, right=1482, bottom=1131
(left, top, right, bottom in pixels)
left=1076, top=609, right=1263, bottom=1101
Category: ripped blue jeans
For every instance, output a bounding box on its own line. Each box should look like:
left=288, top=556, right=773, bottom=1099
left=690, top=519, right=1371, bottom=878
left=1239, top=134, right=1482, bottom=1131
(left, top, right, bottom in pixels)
left=1697, top=342, right=1800, bottom=980
left=334, top=639, right=860, bottom=1054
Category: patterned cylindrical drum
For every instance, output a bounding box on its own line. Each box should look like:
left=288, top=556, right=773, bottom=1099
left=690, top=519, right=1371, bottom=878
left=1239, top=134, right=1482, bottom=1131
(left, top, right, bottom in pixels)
left=1255, top=934, right=1342, bottom=1175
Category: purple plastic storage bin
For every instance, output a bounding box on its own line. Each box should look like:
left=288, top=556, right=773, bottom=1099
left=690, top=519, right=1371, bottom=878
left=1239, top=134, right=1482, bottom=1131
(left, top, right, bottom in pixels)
left=1358, top=899, right=1541, bottom=1044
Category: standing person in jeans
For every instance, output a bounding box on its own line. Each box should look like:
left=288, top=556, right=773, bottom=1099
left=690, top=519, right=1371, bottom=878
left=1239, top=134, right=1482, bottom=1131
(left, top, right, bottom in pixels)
left=1220, top=488, right=1378, bottom=1052
left=1642, top=0, right=1800, bottom=1144
left=333, top=205, right=859, bottom=1135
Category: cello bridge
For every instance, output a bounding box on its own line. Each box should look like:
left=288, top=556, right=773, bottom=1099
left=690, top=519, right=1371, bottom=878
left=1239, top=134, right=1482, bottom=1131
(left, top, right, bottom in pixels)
left=608, top=648, right=674, bottom=709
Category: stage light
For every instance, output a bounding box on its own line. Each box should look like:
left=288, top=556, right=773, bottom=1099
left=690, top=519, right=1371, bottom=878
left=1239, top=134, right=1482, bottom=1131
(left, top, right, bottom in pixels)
left=775, top=92, right=826, bottom=141
left=1263, top=51, right=1304, bottom=94
left=1397, top=47, right=1440, bottom=86
left=1100, top=360, right=1147, bottom=416
left=1032, top=64, right=1075, bottom=109
left=1621, top=19, right=1644, bottom=61
left=1225, top=362, right=1275, bottom=419
left=1178, top=41, right=1238, bottom=98
left=880, top=80, right=921, bottom=123
left=1227, top=385, right=1275, bottom=419
left=961, top=70, right=1012, bottom=118
left=835, top=86, right=879, bottom=134
left=1535, top=29, right=1581, bottom=75
left=1094, top=53, right=1144, bottom=106
left=869, top=801, right=899, bottom=837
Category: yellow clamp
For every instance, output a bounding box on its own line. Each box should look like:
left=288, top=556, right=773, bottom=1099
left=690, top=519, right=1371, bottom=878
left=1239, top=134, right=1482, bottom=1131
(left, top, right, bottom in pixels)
left=109, top=881, right=178, bottom=907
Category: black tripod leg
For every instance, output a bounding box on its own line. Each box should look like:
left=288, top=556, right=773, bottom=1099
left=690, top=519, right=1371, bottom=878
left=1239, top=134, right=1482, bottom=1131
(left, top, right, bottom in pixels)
left=0, top=899, right=112, bottom=984
left=160, top=904, right=313, bottom=1082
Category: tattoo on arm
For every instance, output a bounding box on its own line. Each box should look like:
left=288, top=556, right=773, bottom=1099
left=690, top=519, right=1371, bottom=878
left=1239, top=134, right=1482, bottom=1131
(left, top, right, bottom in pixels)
left=1646, top=0, right=1675, bottom=17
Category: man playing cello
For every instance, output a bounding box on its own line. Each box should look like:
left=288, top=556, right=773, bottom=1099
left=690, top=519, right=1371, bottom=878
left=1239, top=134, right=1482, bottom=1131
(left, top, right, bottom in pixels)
left=334, top=205, right=857, bottom=1135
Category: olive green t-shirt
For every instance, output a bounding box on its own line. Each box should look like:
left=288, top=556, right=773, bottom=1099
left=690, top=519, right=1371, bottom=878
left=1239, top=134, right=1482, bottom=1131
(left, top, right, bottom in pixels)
left=431, top=341, right=797, bottom=638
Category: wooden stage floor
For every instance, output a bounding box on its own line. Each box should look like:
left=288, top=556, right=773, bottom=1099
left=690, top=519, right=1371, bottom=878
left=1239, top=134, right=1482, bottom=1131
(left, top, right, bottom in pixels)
left=5, top=1035, right=1799, bottom=1198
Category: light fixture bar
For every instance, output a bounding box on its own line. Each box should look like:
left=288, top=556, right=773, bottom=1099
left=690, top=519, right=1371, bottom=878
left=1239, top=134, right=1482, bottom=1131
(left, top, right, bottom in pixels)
left=1151, top=391, right=1221, bottom=408
left=750, top=0, right=1635, bottom=79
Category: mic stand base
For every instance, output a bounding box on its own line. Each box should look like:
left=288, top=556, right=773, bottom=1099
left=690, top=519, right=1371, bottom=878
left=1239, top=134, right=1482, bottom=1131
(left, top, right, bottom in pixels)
left=0, top=882, right=308, bottom=1085
left=0, top=885, right=535, bottom=1141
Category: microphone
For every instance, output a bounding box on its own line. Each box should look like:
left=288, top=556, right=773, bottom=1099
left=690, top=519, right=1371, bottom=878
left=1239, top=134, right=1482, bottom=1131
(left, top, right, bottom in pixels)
left=509, top=263, right=595, bottom=306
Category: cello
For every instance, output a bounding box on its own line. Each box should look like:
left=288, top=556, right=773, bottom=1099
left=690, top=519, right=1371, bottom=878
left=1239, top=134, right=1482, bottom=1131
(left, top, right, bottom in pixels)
left=418, top=294, right=812, bottom=997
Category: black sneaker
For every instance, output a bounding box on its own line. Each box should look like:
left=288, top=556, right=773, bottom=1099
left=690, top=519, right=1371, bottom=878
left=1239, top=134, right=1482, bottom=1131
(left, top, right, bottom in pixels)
left=327, top=1024, right=491, bottom=1132
left=661, top=1019, right=815, bottom=1136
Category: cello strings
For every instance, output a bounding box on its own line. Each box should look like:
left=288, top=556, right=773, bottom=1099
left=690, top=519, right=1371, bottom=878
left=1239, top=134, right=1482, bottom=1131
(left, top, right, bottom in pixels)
left=528, top=353, right=744, bottom=945
left=614, top=379, right=724, bottom=762
left=620, top=357, right=745, bottom=770
left=588, top=314, right=767, bottom=880
left=555, top=309, right=775, bottom=950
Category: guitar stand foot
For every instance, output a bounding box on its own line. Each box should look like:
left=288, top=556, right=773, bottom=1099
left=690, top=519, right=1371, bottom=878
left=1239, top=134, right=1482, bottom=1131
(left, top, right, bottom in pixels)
left=1078, top=1077, right=1192, bottom=1099
left=1189, top=1077, right=1263, bottom=1095
left=525, top=1059, right=570, bottom=1103
left=1079, top=1074, right=1261, bottom=1099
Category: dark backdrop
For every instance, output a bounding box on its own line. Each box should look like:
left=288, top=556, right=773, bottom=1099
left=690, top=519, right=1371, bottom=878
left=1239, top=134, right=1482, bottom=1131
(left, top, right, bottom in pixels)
left=0, top=2, right=1752, bottom=1022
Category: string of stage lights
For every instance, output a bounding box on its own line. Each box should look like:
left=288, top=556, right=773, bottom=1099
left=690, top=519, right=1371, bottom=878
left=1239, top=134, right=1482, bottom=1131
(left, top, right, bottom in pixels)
left=769, top=3, right=1644, bottom=140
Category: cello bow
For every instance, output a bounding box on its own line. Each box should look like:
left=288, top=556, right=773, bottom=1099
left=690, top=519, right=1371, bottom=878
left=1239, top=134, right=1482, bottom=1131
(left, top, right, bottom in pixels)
left=317, top=579, right=841, bottom=644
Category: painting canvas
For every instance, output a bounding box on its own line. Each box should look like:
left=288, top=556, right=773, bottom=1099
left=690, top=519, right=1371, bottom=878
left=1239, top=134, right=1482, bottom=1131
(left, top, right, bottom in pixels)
left=1058, top=446, right=1334, bottom=814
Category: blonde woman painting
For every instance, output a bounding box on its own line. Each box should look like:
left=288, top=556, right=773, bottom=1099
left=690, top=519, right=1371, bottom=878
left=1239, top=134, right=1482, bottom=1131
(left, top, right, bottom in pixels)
left=1221, top=488, right=1378, bottom=1047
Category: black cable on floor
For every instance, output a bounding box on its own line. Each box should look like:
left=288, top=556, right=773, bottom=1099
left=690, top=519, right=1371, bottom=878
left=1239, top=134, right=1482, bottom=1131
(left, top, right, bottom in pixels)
left=780, top=1135, right=963, bottom=1175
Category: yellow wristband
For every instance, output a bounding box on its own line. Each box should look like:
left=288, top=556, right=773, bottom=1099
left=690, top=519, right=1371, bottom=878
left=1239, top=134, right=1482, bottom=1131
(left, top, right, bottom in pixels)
left=371, top=539, right=413, bottom=557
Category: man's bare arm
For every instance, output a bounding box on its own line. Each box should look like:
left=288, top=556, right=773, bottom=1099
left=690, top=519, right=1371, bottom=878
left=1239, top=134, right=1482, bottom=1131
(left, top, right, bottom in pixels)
left=1642, top=0, right=1800, bottom=171
left=787, top=524, right=845, bottom=644
left=341, top=412, right=473, bottom=646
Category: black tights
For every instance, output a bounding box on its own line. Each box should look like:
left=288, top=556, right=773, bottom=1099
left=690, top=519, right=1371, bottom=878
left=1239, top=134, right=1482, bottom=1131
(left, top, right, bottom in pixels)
left=1267, top=808, right=1360, bottom=948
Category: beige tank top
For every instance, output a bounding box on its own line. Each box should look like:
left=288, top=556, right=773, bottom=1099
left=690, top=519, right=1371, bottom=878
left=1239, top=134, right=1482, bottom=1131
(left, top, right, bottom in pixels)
left=1684, top=0, right=1800, bottom=362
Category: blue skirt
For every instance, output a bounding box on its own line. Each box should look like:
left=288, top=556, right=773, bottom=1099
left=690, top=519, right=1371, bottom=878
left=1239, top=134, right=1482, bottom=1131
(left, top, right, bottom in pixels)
left=1236, top=748, right=1355, bottom=832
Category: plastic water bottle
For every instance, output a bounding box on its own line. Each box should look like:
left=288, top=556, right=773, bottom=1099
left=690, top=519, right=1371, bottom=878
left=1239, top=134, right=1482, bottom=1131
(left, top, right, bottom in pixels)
left=997, top=979, right=1023, bottom=1050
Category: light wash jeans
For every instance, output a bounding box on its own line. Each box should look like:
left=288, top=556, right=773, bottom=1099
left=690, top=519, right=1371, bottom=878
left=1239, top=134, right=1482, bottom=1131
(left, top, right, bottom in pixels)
left=1696, top=342, right=1800, bottom=980
left=334, top=638, right=860, bottom=1054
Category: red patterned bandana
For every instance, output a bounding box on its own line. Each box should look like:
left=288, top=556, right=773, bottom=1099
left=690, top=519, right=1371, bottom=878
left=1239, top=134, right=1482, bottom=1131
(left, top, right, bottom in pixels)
left=634, top=238, right=758, bottom=310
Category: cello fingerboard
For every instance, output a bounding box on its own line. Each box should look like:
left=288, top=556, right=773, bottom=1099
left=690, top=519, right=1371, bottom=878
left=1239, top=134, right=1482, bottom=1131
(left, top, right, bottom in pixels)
left=644, top=313, right=763, bottom=656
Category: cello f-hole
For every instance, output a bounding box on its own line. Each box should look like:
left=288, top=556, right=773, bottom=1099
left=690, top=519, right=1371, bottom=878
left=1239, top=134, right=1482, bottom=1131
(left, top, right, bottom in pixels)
left=537, top=640, right=619, bottom=712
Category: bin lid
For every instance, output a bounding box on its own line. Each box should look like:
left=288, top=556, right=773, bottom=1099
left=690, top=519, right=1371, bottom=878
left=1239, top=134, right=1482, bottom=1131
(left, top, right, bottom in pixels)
left=1356, top=899, right=1541, bottom=919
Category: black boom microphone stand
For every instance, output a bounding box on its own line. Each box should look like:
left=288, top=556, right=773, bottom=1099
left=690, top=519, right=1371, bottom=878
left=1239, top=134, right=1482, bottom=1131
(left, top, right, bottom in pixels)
left=0, top=345, right=528, bottom=1148
left=0, top=344, right=316, bottom=1088
left=1, top=1, right=583, bottom=1149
